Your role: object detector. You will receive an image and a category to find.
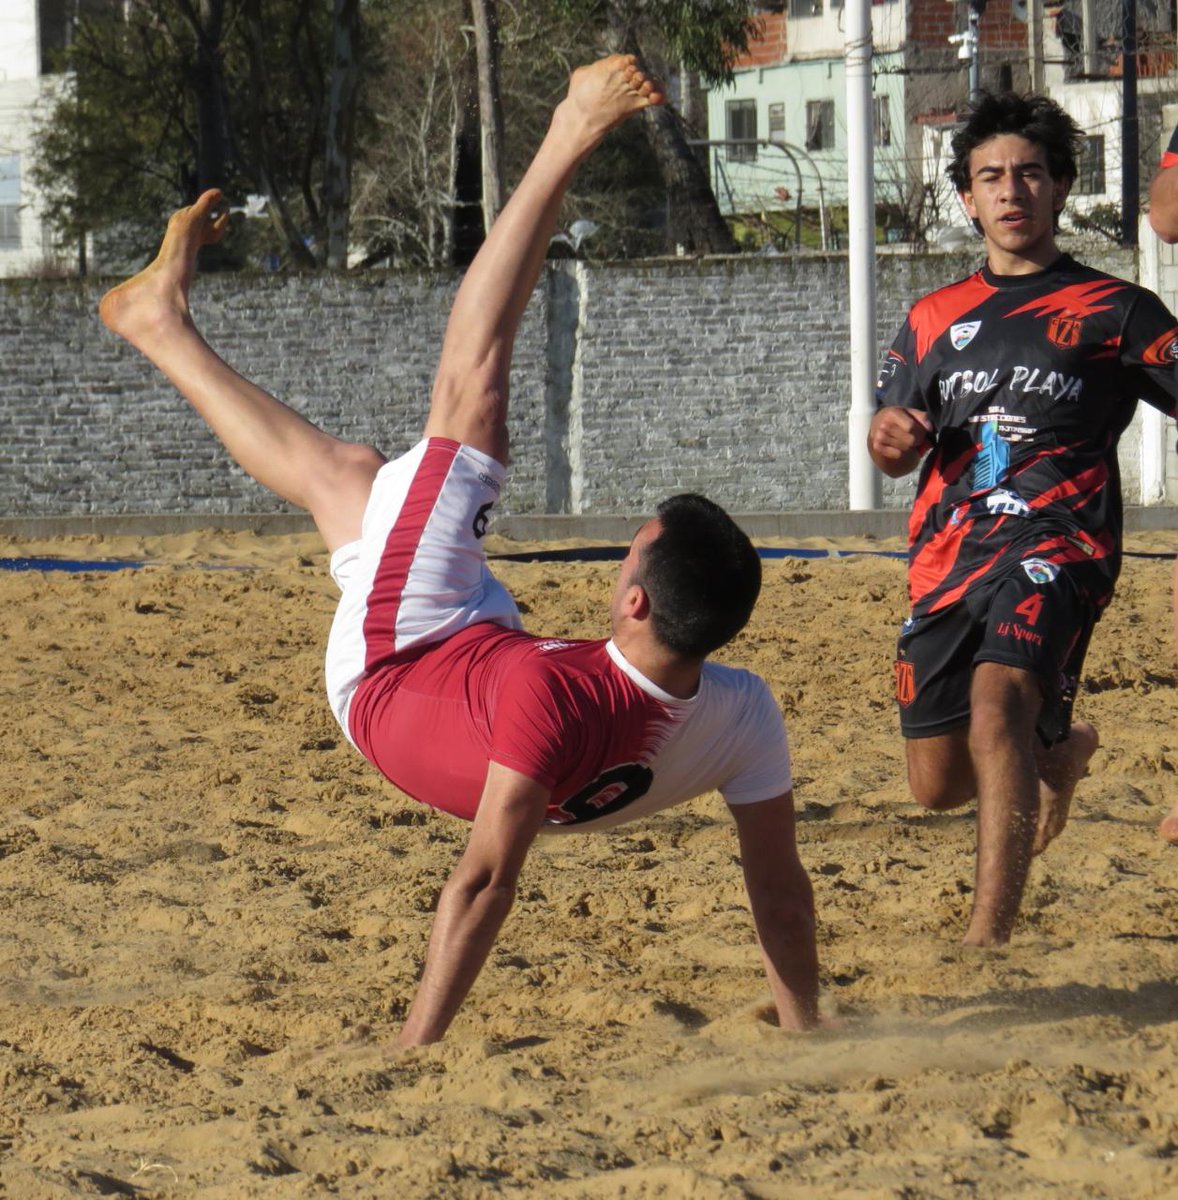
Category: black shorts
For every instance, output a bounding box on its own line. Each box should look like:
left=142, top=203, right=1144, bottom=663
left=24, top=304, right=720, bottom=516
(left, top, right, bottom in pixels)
left=894, top=558, right=1097, bottom=745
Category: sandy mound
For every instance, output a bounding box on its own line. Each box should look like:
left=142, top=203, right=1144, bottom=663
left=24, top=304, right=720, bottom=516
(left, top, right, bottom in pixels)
left=0, top=531, right=1174, bottom=1197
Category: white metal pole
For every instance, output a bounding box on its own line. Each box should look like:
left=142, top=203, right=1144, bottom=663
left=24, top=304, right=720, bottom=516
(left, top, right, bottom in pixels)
left=1081, top=0, right=1099, bottom=78
left=1028, top=0, right=1045, bottom=93
left=1138, top=213, right=1167, bottom=503
left=845, top=0, right=881, bottom=509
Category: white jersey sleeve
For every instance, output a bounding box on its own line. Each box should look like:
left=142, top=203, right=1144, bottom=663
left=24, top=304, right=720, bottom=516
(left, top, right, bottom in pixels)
left=711, top=670, right=793, bottom=806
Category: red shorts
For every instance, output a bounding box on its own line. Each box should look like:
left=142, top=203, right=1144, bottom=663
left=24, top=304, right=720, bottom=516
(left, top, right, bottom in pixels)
left=324, top=438, right=522, bottom=742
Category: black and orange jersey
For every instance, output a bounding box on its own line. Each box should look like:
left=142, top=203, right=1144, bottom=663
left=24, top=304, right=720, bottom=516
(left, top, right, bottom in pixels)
left=877, top=254, right=1178, bottom=617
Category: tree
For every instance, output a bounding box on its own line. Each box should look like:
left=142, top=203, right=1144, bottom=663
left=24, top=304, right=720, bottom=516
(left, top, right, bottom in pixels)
left=470, top=0, right=505, bottom=234
left=558, top=0, right=764, bottom=253
left=31, top=0, right=354, bottom=270
left=185, top=0, right=233, bottom=198
left=349, top=2, right=468, bottom=268
left=323, top=0, right=363, bottom=268
left=32, top=0, right=755, bottom=269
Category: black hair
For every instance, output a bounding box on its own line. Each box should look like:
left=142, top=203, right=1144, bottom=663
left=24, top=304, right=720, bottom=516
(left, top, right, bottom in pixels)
left=635, top=493, right=762, bottom=659
left=947, top=91, right=1083, bottom=194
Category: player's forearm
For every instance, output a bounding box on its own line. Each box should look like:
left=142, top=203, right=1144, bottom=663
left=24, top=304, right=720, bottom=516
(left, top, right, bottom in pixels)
left=749, top=878, right=820, bottom=1030
left=398, top=876, right=516, bottom=1045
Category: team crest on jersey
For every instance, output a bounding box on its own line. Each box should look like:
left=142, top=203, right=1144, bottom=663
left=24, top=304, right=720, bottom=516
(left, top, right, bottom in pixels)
left=1046, top=315, right=1083, bottom=348
left=950, top=321, right=981, bottom=350
left=1022, top=558, right=1059, bottom=585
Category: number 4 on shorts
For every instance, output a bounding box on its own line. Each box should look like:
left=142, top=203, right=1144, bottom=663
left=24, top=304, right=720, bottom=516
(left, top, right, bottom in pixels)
left=1014, top=591, right=1044, bottom=627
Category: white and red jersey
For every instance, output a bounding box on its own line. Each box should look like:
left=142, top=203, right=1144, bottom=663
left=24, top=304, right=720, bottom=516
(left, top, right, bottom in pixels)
left=325, top=438, right=791, bottom=831
left=347, top=624, right=791, bottom=830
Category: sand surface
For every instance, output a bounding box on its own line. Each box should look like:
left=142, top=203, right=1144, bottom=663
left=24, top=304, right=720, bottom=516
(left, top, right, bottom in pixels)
left=0, top=529, right=1174, bottom=1198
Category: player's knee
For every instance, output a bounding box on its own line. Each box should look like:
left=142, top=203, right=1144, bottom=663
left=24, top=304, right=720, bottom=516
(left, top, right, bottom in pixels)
left=909, top=773, right=974, bottom=811
left=905, top=736, right=975, bottom=810
left=330, top=441, right=386, bottom=487
left=303, top=440, right=384, bottom=511
left=907, top=753, right=975, bottom=809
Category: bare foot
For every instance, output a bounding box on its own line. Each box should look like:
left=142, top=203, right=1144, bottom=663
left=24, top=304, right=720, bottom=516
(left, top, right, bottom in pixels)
left=1032, top=720, right=1098, bottom=855
left=560, top=54, right=664, bottom=148
left=1159, top=803, right=1178, bottom=844
left=98, top=189, right=229, bottom=346
left=961, top=929, right=1008, bottom=948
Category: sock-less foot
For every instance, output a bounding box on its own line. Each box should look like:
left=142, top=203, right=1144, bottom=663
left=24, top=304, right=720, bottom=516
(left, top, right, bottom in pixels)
left=98, top=189, right=229, bottom=346
left=1159, top=803, right=1178, bottom=843
left=558, top=54, right=664, bottom=149
left=1033, top=720, right=1098, bottom=855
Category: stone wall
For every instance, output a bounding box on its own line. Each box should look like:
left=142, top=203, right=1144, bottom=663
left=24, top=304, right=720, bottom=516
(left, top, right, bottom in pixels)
left=1, top=242, right=1161, bottom=522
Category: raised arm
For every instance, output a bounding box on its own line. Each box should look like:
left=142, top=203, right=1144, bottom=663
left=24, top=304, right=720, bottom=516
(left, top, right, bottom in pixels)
left=398, top=763, right=551, bottom=1046
left=730, top=792, right=820, bottom=1031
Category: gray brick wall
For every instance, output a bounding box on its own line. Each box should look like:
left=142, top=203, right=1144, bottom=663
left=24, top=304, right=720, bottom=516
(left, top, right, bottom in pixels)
left=0, top=243, right=1157, bottom=520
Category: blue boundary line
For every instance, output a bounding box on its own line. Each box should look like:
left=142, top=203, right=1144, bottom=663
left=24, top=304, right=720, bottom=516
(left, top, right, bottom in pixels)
left=5, top=547, right=1172, bottom=574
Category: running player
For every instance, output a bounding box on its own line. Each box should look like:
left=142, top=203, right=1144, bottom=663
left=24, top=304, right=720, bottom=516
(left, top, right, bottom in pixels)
left=99, top=56, right=820, bottom=1045
left=1146, top=128, right=1178, bottom=846
left=871, top=91, right=1178, bottom=942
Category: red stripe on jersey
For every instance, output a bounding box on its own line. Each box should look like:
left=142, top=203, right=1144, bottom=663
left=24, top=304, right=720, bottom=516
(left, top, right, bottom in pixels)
left=1161, top=151, right=1178, bottom=168
left=1027, top=532, right=1111, bottom=566
left=1011, top=442, right=1071, bottom=475
left=909, top=516, right=971, bottom=607
left=910, top=273, right=995, bottom=362
left=908, top=445, right=974, bottom=545
left=1006, top=279, right=1124, bottom=321
left=1029, top=461, right=1109, bottom=512
left=362, top=438, right=460, bottom=672
left=927, top=542, right=1011, bottom=613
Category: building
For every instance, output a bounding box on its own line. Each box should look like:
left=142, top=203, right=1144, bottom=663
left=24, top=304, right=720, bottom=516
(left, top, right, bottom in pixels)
left=706, top=0, right=1178, bottom=248
left=0, top=0, right=78, bottom=276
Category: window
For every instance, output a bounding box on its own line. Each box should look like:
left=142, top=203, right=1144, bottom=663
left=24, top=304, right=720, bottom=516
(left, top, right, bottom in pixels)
left=726, top=100, right=757, bottom=163
left=1076, top=134, right=1105, bottom=195
left=790, top=0, right=823, bottom=15
left=768, top=102, right=785, bottom=144
left=805, top=100, right=835, bottom=151
left=873, top=95, right=891, bottom=147
left=0, top=157, right=20, bottom=251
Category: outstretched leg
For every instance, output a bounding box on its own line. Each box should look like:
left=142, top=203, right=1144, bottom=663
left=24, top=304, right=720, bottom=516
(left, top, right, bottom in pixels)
left=99, top=191, right=384, bottom=552
left=424, top=54, right=662, bottom=463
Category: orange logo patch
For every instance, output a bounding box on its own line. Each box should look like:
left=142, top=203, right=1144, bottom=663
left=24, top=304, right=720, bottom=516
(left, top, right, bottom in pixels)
left=1047, top=315, right=1082, bottom=348
left=894, top=660, right=916, bottom=707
